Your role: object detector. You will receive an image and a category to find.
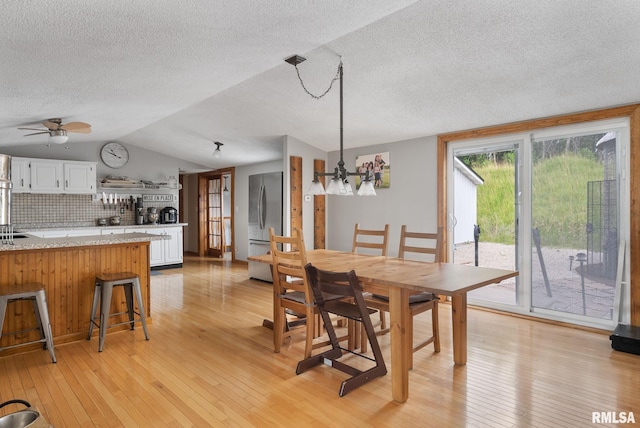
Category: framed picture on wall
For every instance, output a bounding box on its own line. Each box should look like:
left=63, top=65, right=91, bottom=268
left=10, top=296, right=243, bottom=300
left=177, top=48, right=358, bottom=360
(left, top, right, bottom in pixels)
left=355, top=152, right=390, bottom=189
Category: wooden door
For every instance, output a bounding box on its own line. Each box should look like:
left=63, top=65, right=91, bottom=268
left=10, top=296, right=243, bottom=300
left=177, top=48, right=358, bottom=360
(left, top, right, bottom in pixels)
left=207, top=176, right=224, bottom=258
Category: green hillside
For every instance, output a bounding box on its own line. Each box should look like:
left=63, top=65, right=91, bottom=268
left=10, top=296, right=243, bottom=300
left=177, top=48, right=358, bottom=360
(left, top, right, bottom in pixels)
left=474, top=155, right=603, bottom=248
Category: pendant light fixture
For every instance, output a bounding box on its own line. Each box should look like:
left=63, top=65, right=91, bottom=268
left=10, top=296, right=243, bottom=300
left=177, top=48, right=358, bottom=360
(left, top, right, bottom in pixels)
left=213, top=141, right=223, bottom=158
left=285, top=54, right=375, bottom=196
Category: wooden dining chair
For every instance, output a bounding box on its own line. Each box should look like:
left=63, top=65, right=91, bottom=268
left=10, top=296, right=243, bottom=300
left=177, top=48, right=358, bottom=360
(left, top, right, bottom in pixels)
left=269, top=228, right=348, bottom=359
left=363, top=225, right=442, bottom=367
left=296, top=264, right=387, bottom=396
left=351, top=223, right=390, bottom=341
left=352, top=224, right=390, bottom=256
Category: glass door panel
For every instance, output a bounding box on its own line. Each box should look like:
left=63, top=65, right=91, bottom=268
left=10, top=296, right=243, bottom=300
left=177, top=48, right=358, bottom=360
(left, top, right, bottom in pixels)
left=531, top=131, right=618, bottom=320
left=207, top=177, right=223, bottom=257
left=452, top=143, right=520, bottom=306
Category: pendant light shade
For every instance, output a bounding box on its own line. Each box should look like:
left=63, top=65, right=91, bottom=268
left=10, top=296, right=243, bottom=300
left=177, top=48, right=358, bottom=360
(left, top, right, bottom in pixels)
left=308, top=179, right=325, bottom=195
left=357, top=179, right=376, bottom=196
left=213, top=141, right=223, bottom=158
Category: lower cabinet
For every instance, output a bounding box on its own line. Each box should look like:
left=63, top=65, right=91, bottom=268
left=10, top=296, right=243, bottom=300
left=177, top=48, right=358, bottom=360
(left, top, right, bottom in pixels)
left=140, top=226, right=183, bottom=267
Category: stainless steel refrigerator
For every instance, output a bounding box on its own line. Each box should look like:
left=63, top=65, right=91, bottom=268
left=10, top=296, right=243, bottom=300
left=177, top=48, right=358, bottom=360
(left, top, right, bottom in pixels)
left=248, top=171, right=283, bottom=281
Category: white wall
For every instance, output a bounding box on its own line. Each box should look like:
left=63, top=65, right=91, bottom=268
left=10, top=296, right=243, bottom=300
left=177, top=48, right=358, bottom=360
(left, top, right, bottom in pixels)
left=326, top=135, right=439, bottom=257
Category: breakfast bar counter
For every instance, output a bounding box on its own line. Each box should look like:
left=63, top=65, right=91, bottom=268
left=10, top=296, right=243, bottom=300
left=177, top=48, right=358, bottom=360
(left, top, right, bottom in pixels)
left=0, top=232, right=164, bottom=356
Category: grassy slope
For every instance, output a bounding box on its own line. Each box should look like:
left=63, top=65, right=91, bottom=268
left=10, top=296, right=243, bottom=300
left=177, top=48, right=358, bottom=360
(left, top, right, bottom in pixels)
left=475, top=155, right=603, bottom=247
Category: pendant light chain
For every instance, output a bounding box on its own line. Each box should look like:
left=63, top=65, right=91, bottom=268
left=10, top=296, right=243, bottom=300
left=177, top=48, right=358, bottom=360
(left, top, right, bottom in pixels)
left=293, top=61, right=342, bottom=100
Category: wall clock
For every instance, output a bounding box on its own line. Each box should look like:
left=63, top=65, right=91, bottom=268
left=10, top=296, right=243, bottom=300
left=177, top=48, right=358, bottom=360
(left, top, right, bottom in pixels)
left=100, top=142, right=129, bottom=168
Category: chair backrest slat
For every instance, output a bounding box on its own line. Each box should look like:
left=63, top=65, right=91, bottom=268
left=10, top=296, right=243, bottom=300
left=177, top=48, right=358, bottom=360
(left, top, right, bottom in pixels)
left=269, top=227, right=309, bottom=295
left=352, top=224, right=390, bottom=256
left=398, top=225, right=443, bottom=262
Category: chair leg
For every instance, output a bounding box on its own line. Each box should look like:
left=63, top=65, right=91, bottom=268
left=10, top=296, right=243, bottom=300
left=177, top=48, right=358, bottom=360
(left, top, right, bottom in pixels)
left=379, top=310, right=386, bottom=330
left=432, top=301, right=440, bottom=353
left=273, top=295, right=284, bottom=353
left=303, top=306, right=314, bottom=359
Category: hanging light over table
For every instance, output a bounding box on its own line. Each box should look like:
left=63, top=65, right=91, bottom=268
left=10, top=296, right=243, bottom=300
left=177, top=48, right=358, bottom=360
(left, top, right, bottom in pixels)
left=285, top=54, right=375, bottom=196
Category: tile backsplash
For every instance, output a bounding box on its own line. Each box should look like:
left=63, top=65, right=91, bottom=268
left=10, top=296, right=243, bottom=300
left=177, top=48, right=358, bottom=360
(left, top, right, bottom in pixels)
left=11, top=193, right=177, bottom=227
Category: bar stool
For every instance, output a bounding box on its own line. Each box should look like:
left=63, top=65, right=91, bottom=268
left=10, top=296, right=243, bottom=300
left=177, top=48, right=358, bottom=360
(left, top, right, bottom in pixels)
left=88, top=272, right=150, bottom=352
left=0, top=284, right=56, bottom=363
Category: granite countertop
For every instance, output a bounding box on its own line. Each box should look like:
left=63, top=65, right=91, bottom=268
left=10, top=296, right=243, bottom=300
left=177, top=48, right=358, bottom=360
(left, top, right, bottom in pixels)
left=13, top=222, right=188, bottom=231
left=0, top=232, right=168, bottom=251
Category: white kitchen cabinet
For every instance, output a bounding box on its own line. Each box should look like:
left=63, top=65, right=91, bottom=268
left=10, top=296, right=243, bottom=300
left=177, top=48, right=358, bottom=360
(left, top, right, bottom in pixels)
left=163, top=226, right=183, bottom=264
left=10, top=157, right=30, bottom=192
left=11, top=157, right=97, bottom=194
left=30, top=159, right=63, bottom=193
left=63, top=162, right=96, bottom=193
left=138, top=226, right=183, bottom=267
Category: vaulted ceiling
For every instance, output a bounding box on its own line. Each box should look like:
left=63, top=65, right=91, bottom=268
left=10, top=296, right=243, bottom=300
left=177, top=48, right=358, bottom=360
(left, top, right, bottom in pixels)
left=2, top=1, right=640, bottom=172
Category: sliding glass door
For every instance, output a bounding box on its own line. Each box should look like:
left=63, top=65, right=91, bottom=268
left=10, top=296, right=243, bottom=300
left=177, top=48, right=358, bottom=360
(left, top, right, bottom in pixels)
left=530, top=129, right=623, bottom=322
left=451, top=141, right=520, bottom=306
left=447, top=119, right=628, bottom=328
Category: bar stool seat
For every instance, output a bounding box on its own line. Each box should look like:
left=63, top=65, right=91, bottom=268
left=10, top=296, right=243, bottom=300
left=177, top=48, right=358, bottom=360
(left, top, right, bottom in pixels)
left=0, top=283, right=56, bottom=363
left=88, top=272, right=150, bottom=352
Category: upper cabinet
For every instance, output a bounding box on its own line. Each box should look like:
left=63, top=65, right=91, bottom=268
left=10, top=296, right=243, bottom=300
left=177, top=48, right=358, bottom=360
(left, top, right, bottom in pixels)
left=11, top=158, right=30, bottom=192
left=29, top=159, right=63, bottom=193
left=63, top=162, right=96, bottom=193
left=11, top=157, right=97, bottom=194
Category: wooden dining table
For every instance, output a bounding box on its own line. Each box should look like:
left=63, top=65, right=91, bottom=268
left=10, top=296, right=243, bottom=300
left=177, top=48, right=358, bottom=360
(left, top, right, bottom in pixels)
left=249, top=249, right=518, bottom=403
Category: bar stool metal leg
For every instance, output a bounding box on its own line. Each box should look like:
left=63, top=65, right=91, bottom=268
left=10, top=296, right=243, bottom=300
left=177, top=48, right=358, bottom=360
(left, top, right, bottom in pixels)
left=34, top=289, right=56, bottom=363
left=132, top=277, right=150, bottom=340
left=87, top=282, right=100, bottom=339
left=124, top=284, right=135, bottom=330
left=98, top=282, right=114, bottom=352
left=0, top=296, right=7, bottom=344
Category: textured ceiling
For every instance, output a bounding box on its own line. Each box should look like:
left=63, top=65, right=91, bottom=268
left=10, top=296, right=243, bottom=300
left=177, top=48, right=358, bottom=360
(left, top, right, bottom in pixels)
left=2, top=1, right=640, bottom=172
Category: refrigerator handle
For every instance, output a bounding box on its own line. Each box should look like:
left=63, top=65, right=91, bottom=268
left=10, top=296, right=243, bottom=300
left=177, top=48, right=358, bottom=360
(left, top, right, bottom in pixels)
left=260, top=183, right=267, bottom=230
left=258, top=184, right=264, bottom=230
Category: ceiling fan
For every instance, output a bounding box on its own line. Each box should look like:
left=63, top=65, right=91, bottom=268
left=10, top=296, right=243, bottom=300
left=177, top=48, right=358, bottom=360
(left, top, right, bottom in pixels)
left=19, top=118, right=91, bottom=144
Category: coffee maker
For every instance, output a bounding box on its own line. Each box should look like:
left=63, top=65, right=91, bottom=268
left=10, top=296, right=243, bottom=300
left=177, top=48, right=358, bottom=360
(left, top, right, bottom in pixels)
left=135, top=198, right=145, bottom=225
left=161, top=206, right=177, bottom=224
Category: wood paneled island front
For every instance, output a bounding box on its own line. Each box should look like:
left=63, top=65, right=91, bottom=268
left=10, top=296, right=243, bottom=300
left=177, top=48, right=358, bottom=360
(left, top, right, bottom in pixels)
left=0, top=232, right=164, bottom=356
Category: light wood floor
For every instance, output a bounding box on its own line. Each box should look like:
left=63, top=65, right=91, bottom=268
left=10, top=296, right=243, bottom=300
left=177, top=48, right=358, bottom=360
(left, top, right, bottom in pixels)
left=1, top=256, right=638, bottom=427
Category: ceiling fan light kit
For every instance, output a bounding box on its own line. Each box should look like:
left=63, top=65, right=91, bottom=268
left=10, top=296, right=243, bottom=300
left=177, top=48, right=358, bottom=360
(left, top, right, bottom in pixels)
left=48, top=130, right=68, bottom=144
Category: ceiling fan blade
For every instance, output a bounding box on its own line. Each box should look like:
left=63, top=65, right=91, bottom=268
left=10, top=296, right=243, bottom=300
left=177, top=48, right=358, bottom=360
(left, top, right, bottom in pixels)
left=61, top=121, right=91, bottom=131
left=64, top=126, right=91, bottom=134
left=18, top=127, right=47, bottom=131
left=42, top=120, right=61, bottom=130
left=23, top=131, right=50, bottom=137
